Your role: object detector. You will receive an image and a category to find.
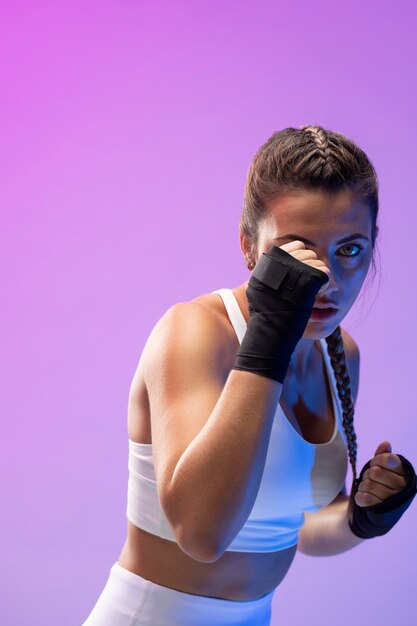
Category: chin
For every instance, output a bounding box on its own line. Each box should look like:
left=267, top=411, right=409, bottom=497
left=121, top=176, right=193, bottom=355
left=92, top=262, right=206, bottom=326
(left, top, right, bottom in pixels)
left=304, top=319, right=341, bottom=340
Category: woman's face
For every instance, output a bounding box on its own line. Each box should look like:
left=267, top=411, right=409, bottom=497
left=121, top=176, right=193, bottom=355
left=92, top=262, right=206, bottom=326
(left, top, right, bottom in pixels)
left=249, top=188, right=374, bottom=338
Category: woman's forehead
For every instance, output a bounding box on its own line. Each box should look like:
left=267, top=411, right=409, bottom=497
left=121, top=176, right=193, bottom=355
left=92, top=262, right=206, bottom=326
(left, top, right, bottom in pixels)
left=264, top=189, right=371, bottom=233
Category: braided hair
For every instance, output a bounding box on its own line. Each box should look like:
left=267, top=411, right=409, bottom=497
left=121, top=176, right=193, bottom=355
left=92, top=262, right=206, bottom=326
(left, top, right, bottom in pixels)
left=325, top=325, right=358, bottom=480
left=240, top=124, right=380, bottom=486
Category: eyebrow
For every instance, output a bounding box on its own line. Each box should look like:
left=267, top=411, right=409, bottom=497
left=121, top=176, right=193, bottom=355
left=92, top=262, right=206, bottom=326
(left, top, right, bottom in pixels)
left=272, top=233, right=370, bottom=245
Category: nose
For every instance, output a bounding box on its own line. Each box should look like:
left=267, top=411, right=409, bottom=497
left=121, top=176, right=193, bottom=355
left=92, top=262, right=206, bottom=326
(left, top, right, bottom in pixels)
left=317, top=271, right=341, bottom=299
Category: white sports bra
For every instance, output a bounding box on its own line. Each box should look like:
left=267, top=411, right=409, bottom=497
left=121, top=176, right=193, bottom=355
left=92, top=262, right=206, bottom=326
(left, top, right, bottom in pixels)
left=126, top=288, right=348, bottom=552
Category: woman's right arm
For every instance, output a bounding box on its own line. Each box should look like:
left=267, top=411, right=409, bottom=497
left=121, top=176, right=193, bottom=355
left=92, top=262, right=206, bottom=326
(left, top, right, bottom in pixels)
left=143, top=302, right=283, bottom=564
left=143, top=241, right=330, bottom=563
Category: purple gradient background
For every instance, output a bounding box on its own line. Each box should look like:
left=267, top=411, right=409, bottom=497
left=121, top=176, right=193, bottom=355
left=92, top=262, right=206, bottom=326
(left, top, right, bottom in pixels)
left=2, top=1, right=416, bottom=624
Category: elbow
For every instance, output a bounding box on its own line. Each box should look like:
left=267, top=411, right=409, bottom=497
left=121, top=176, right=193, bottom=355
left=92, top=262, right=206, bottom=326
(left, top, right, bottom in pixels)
left=160, top=489, right=223, bottom=563
left=175, top=523, right=225, bottom=563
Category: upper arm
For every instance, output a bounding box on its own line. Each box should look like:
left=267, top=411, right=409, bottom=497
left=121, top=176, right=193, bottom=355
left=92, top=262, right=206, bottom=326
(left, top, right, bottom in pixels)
left=141, top=302, right=227, bottom=512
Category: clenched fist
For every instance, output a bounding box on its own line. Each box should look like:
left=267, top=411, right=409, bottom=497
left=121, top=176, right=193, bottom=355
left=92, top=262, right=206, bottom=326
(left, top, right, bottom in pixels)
left=354, top=441, right=407, bottom=507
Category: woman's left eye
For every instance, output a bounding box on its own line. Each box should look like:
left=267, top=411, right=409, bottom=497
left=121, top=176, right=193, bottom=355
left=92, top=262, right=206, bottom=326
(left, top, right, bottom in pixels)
left=338, top=243, right=363, bottom=258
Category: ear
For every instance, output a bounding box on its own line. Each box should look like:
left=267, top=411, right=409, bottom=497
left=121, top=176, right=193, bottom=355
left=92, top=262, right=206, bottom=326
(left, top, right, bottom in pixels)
left=239, top=230, right=256, bottom=270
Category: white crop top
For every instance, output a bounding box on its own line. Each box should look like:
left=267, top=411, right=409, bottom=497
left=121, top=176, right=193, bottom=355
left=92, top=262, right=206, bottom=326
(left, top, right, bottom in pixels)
left=126, top=288, right=348, bottom=552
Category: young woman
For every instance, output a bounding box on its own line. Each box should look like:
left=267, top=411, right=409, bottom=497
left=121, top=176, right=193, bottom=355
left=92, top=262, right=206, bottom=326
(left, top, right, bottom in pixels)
left=82, top=125, right=416, bottom=626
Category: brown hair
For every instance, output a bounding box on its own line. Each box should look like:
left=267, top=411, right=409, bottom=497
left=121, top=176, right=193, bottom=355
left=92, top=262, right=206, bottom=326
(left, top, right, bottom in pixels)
left=239, top=124, right=380, bottom=485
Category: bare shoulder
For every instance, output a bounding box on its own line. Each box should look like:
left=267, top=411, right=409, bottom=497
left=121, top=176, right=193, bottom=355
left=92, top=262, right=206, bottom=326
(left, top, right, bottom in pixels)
left=141, top=297, right=235, bottom=382
left=138, top=298, right=236, bottom=499
left=340, top=326, right=360, bottom=404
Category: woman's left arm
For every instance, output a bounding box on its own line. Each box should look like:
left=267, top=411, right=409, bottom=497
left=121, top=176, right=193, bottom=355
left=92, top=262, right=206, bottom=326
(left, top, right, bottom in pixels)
left=297, top=444, right=415, bottom=556
left=298, top=327, right=365, bottom=556
left=297, top=488, right=366, bottom=556
left=297, top=329, right=416, bottom=555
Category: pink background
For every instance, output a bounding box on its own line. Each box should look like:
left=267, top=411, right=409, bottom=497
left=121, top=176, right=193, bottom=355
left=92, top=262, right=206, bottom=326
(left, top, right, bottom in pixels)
left=1, top=1, right=416, bottom=624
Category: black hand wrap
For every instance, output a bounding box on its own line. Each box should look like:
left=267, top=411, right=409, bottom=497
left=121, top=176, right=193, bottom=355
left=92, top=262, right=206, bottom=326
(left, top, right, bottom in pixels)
left=348, top=454, right=417, bottom=539
left=233, top=244, right=329, bottom=384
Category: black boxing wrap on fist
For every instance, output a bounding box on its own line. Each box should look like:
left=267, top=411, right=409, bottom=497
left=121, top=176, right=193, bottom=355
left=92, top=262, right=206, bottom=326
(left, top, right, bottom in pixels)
left=348, top=454, right=417, bottom=539
left=233, top=245, right=329, bottom=384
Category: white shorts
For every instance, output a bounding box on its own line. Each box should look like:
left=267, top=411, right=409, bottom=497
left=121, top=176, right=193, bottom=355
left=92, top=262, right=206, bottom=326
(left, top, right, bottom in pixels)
left=81, top=561, right=276, bottom=626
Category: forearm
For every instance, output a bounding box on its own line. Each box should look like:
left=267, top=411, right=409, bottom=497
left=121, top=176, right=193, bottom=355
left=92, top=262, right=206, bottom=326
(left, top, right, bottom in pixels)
left=297, top=495, right=367, bottom=556
left=170, top=370, right=283, bottom=560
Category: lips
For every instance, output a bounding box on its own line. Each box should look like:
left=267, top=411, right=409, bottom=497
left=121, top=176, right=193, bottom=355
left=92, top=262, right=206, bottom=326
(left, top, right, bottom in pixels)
left=310, top=306, right=338, bottom=321
left=314, top=302, right=338, bottom=309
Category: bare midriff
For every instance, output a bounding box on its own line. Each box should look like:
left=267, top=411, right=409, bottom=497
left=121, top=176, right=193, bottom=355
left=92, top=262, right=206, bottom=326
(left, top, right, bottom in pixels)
left=117, top=522, right=298, bottom=601
left=117, top=288, right=337, bottom=601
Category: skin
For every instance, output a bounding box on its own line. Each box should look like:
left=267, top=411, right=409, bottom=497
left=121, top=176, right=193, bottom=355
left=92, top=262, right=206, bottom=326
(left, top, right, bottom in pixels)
left=238, top=187, right=407, bottom=506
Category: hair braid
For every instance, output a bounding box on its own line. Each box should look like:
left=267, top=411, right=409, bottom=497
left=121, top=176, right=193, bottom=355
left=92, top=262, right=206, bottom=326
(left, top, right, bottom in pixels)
left=298, top=125, right=335, bottom=177
left=325, top=325, right=358, bottom=482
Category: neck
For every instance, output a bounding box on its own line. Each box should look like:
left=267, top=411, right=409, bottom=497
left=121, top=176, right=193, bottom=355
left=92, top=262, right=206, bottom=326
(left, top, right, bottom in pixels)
left=285, top=335, right=319, bottom=382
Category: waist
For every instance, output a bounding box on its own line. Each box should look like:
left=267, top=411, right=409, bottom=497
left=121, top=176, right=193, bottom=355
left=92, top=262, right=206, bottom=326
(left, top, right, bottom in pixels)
left=118, top=521, right=298, bottom=602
